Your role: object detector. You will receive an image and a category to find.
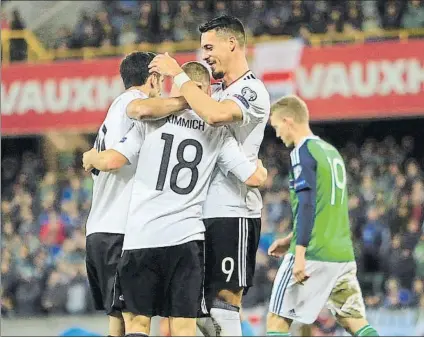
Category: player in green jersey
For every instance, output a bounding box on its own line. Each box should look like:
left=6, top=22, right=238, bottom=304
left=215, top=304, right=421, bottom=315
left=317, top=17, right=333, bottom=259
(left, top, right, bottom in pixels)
left=266, top=95, right=379, bottom=337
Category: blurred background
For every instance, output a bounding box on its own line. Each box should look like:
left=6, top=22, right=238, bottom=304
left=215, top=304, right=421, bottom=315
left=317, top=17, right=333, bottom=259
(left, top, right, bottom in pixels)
left=1, top=0, right=424, bottom=336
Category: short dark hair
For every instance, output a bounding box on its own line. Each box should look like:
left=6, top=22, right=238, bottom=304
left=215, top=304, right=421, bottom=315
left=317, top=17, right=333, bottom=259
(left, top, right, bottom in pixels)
left=120, top=52, right=157, bottom=89
left=199, top=15, right=246, bottom=46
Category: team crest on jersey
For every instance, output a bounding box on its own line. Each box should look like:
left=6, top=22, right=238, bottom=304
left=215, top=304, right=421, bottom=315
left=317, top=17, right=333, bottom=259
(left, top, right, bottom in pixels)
left=293, top=165, right=302, bottom=179
left=241, top=87, right=257, bottom=102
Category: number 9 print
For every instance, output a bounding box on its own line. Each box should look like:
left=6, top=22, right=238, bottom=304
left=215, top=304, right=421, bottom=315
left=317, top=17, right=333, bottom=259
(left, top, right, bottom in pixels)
left=222, top=257, right=235, bottom=282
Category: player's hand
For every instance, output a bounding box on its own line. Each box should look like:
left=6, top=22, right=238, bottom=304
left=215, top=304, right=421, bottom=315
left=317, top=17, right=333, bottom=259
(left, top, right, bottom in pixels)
left=82, top=148, right=97, bottom=171
left=268, top=237, right=291, bottom=258
left=293, top=256, right=309, bottom=285
left=148, top=52, right=184, bottom=77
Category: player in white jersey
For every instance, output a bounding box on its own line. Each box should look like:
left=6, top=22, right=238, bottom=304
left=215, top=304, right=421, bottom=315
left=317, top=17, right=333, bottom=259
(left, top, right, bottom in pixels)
left=149, top=15, right=271, bottom=336
left=82, top=61, right=268, bottom=337
left=84, top=51, right=192, bottom=337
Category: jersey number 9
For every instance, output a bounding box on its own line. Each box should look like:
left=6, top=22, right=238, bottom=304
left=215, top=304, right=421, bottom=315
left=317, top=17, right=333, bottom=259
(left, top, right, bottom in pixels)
left=156, top=133, right=203, bottom=195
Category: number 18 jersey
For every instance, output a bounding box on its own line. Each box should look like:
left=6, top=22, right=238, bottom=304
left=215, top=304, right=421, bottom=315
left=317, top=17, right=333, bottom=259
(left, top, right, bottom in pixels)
left=288, top=136, right=355, bottom=262
left=119, top=109, right=257, bottom=250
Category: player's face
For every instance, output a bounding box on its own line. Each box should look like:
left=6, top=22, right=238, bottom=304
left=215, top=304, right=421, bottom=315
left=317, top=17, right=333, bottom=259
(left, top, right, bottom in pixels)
left=201, top=30, right=231, bottom=80
left=270, top=114, right=294, bottom=147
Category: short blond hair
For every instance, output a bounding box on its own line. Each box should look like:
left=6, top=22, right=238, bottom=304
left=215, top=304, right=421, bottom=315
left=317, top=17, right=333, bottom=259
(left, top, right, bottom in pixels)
left=182, top=61, right=211, bottom=88
left=271, top=95, right=309, bottom=123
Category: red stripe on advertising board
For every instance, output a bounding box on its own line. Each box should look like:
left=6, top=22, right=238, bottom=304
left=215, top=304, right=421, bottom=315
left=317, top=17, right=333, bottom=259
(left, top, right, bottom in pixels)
left=262, top=72, right=292, bottom=82
left=2, top=41, right=424, bottom=135
left=296, top=40, right=424, bottom=121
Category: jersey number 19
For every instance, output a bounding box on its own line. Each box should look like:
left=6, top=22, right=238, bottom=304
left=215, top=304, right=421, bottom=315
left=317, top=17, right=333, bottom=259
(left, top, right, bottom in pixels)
left=326, top=157, right=347, bottom=206
left=156, top=133, right=203, bottom=195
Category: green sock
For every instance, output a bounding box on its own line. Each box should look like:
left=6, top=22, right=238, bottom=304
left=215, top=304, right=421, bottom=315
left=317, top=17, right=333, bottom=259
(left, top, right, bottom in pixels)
left=266, top=332, right=291, bottom=337
left=354, top=324, right=379, bottom=337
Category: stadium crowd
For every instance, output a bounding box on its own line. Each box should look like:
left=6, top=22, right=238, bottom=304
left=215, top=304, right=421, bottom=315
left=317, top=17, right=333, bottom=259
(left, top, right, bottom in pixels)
left=1, top=132, right=423, bottom=321
left=55, top=0, right=424, bottom=47
left=4, top=0, right=424, bottom=61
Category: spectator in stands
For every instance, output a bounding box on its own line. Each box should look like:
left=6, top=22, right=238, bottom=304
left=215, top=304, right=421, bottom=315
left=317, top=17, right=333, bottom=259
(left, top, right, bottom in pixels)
left=193, top=0, right=210, bottom=25
left=93, top=10, right=119, bottom=47
left=309, top=4, right=328, bottom=34
left=214, top=0, right=228, bottom=17
left=41, top=270, right=67, bottom=314
left=136, top=2, right=154, bottom=43
left=39, top=212, right=66, bottom=247
left=230, top=1, right=251, bottom=23
left=382, top=0, right=403, bottom=29
left=329, top=6, right=344, bottom=32
left=361, top=206, right=390, bottom=273
left=265, top=14, right=286, bottom=36
left=71, top=11, right=94, bottom=48
left=157, top=0, right=174, bottom=42
left=119, top=22, right=137, bottom=46
left=173, top=1, right=197, bottom=41
left=54, top=26, right=72, bottom=51
left=244, top=0, right=267, bottom=36
left=346, top=4, right=363, bottom=31
left=402, top=0, right=424, bottom=28
left=403, top=219, right=421, bottom=251
left=286, top=0, right=310, bottom=36
left=9, top=9, right=27, bottom=61
left=412, top=278, right=424, bottom=306
left=383, top=278, right=402, bottom=308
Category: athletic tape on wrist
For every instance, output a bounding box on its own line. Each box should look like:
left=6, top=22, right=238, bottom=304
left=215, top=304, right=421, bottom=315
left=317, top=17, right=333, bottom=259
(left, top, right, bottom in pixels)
left=174, top=72, right=190, bottom=89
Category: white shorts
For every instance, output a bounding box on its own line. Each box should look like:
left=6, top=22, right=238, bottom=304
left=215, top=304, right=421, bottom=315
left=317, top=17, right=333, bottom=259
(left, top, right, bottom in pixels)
left=269, top=254, right=366, bottom=324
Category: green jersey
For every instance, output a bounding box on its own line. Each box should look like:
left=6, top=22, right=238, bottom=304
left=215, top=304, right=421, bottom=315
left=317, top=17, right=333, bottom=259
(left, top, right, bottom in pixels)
left=288, top=136, right=355, bottom=262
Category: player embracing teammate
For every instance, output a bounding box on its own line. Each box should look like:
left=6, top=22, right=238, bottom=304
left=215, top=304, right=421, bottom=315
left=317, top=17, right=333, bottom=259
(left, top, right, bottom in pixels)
left=150, top=15, right=271, bottom=336
left=84, top=14, right=377, bottom=338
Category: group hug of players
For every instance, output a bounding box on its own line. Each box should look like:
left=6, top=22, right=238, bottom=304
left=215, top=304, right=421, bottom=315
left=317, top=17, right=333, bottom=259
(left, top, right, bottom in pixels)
left=82, top=15, right=379, bottom=337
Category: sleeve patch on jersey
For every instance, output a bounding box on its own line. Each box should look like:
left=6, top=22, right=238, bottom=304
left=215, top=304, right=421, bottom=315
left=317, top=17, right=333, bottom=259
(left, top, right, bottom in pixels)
left=294, top=180, right=307, bottom=190
left=293, top=165, right=302, bottom=180
left=241, top=87, right=257, bottom=102
left=233, top=94, right=250, bottom=109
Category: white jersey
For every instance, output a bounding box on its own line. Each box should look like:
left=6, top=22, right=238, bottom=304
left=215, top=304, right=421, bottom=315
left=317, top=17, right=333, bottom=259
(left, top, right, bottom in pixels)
left=116, top=109, right=257, bottom=250
left=85, top=90, right=147, bottom=236
left=202, top=71, right=271, bottom=219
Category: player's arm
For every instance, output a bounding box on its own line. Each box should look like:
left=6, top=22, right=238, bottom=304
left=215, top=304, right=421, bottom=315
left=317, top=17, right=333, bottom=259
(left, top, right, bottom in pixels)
left=148, top=55, right=268, bottom=126
left=126, top=97, right=189, bottom=121
left=83, top=123, right=144, bottom=172
left=293, top=150, right=317, bottom=250
left=179, top=80, right=268, bottom=127
left=179, top=81, right=243, bottom=126
left=217, top=127, right=268, bottom=187
left=291, top=145, right=317, bottom=283
left=83, top=148, right=127, bottom=172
